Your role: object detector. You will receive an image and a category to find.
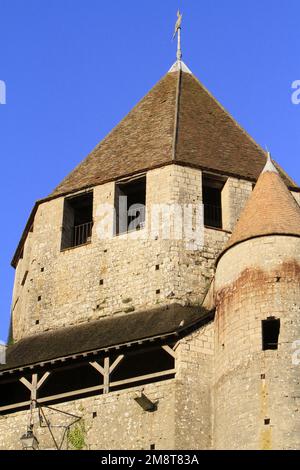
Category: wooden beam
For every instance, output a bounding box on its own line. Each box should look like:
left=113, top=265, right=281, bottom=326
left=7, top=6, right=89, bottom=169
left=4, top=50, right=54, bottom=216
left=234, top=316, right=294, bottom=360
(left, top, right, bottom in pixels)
left=103, top=357, right=110, bottom=394
left=1, top=368, right=176, bottom=413
left=89, top=355, right=124, bottom=394
left=162, top=345, right=177, bottom=359
left=31, top=374, right=38, bottom=404
left=109, top=355, right=124, bottom=374
left=0, top=400, right=31, bottom=413
left=19, top=372, right=50, bottom=410
left=20, top=376, right=32, bottom=391
left=20, top=372, right=50, bottom=393
left=89, top=361, right=104, bottom=376
left=0, top=383, right=105, bottom=413
left=89, top=358, right=109, bottom=393
left=37, top=384, right=104, bottom=404
left=110, top=368, right=176, bottom=388
left=37, top=372, right=51, bottom=390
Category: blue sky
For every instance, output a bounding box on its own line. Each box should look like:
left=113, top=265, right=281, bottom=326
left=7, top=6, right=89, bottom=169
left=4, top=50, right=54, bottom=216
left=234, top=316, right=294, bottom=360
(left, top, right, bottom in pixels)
left=0, top=0, right=299, bottom=340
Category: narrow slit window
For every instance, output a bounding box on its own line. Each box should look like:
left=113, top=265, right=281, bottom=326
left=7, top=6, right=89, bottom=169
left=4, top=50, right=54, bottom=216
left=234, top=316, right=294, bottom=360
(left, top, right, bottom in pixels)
left=115, top=176, right=146, bottom=235
left=262, top=317, right=280, bottom=350
left=61, top=192, right=93, bottom=250
left=202, top=176, right=224, bottom=229
left=21, top=271, right=29, bottom=286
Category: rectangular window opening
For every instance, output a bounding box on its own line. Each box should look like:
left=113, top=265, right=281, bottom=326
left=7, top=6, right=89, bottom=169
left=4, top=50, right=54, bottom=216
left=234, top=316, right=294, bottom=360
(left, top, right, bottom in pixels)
left=61, top=192, right=93, bottom=250
left=202, top=175, right=224, bottom=229
left=115, top=176, right=146, bottom=235
left=262, top=317, right=280, bottom=351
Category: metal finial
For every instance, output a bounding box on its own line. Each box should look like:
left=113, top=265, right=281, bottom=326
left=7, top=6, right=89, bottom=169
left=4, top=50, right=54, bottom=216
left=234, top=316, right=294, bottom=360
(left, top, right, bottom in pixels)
left=262, top=146, right=279, bottom=174
left=173, top=10, right=183, bottom=61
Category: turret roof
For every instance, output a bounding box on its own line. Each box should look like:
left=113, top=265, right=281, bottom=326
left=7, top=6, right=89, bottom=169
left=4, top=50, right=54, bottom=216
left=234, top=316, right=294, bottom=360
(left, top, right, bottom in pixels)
left=224, top=155, right=300, bottom=251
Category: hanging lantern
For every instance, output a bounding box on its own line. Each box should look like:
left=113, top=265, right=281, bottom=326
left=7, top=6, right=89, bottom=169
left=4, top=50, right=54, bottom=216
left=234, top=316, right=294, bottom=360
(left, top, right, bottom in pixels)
left=20, top=426, right=39, bottom=450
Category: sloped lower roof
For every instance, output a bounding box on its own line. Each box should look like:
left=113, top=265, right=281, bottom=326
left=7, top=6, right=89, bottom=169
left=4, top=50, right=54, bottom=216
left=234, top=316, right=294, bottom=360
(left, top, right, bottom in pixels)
left=51, top=62, right=297, bottom=198
left=223, top=159, right=300, bottom=252
left=0, top=304, right=211, bottom=374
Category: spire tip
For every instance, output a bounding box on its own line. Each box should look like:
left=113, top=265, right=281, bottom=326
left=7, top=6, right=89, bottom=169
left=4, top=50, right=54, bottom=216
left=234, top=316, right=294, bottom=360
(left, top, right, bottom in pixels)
left=173, top=10, right=183, bottom=61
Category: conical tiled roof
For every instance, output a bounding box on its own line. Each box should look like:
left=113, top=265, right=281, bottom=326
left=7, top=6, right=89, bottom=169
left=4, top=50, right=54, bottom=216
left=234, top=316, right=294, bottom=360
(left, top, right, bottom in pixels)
left=50, top=62, right=297, bottom=197
left=224, top=157, right=300, bottom=251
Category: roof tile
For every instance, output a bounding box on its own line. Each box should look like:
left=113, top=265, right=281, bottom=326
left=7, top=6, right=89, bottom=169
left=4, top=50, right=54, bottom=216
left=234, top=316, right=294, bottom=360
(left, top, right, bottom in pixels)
left=50, top=66, right=298, bottom=198
left=224, top=164, right=300, bottom=250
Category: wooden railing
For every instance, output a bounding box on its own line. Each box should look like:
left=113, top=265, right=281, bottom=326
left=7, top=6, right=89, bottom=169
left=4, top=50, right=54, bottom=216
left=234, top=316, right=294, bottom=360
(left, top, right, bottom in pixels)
left=73, top=221, right=93, bottom=247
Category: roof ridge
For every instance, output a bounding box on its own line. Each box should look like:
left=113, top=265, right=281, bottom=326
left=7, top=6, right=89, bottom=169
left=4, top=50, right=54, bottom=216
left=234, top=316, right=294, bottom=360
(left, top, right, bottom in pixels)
left=172, top=69, right=182, bottom=160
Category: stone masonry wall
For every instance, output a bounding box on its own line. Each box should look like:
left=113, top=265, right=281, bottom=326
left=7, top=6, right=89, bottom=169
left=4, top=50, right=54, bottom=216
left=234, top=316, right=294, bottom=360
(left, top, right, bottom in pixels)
left=214, top=236, right=300, bottom=449
left=7, top=163, right=300, bottom=450
left=0, top=321, right=215, bottom=450
left=174, top=322, right=214, bottom=449
left=222, top=178, right=253, bottom=231
left=11, top=165, right=255, bottom=341
left=0, top=380, right=176, bottom=450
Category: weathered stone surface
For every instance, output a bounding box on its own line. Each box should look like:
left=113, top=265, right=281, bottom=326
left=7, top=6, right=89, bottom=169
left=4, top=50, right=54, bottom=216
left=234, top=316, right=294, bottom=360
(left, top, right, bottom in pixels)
left=214, top=237, right=300, bottom=449
left=5, top=162, right=300, bottom=450
left=12, top=165, right=234, bottom=340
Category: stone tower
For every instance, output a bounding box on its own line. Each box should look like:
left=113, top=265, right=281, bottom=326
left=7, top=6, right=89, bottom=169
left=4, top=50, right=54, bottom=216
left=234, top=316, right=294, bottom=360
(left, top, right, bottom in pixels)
left=0, top=56, right=299, bottom=450
left=214, top=157, right=300, bottom=449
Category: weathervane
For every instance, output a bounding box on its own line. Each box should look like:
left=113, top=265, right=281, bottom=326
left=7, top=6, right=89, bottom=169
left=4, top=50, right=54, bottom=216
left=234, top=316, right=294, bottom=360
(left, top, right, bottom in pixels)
left=173, top=10, right=183, bottom=61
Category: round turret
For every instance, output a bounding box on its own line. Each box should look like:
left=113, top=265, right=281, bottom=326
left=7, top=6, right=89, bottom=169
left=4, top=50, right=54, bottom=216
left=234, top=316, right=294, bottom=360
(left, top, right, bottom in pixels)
left=213, top=157, right=300, bottom=449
